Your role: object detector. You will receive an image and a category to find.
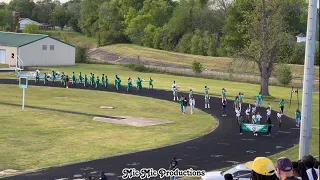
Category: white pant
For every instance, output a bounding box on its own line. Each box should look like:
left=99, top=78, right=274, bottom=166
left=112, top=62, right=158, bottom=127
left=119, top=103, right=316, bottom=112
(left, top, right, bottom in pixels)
left=182, top=106, right=186, bottom=113
left=190, top=104, right=195, bottom=113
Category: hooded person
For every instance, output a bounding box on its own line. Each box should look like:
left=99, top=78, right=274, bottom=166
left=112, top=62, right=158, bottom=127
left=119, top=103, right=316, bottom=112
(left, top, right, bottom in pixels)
left=245, top=157, right=278, bottom=180
left=302, top=155, right=319, bottom=180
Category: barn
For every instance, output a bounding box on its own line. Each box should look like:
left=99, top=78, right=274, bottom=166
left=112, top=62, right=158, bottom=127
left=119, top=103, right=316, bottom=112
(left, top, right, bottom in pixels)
left=0, top=31, right=75, bottom=67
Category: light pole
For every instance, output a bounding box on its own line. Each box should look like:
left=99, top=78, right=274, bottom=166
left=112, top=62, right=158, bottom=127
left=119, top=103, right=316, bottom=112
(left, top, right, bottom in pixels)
left=298, top=0, right=318, bottom=159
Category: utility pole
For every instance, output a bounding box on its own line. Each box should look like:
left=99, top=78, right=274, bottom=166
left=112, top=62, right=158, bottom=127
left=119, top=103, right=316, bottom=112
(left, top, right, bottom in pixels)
left=299, top=0, right=318, bottom=159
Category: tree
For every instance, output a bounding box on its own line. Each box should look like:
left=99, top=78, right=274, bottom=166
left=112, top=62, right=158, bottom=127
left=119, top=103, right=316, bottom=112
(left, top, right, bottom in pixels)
left=207, top=33, right=219, bottom=56
left=142, top=24, right=158, bottom=48
left=190, top=29, right=201, bottom=54
left=221, top=0, right=306, bottom=95
left=0, top=5, right=13, bottom=31
left=192, top=61, right=203, bottom=74
left=32, top=0, right=59, bottom=23
left=50, top=5, right=69, bottom=30
left=275, top=64, right=293, bottom=86
left=125, top=14, right=154, bottom=45
left=177, top=32, right=193, bottom=53
left=67, top=1, right=81, bottom=32
left=9, top=0, right=35, bottom=18
left=23, top=24, right=39, bottom=34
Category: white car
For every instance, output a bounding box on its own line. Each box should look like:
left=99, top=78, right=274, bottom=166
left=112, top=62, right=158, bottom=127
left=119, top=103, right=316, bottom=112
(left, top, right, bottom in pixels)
left=200, top=164, right=251, bottom=180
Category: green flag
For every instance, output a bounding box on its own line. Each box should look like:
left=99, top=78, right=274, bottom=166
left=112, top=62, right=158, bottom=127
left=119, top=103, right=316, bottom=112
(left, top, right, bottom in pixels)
left=241, top=123, right=268, bottom=133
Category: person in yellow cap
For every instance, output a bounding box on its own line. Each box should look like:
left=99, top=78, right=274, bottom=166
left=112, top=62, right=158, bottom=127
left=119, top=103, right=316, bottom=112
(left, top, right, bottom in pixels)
left=245, top=157, right=278, bottom=180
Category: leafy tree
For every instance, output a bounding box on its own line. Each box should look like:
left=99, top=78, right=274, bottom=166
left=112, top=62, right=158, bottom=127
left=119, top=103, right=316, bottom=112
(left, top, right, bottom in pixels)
left=275, top=64, right=293, bottom=86
left=9, top=0, right=35, bottom=18
left=142, top=24, right=158, bottom=48
left=67, top=1, right=81, bottom=32
left=0, top=6, right=13, bottom=31
left=192, top=60, right=203, bottom=74
left=32, top=0, right=59, bottom=23
left=50, top=5, right=69, bottom=30
left=207, top=33, right=219, bottom=56
left=23, top=24, right=39, bottom=34
left=126, top=14, right=154, bottom=45
left=221, top=0, right=306, bottom=95
left=177, top=32, right=193, bottom=53
left=190, top=29, right=201, bottom=55
left=75, top=46, right=89, bottom=63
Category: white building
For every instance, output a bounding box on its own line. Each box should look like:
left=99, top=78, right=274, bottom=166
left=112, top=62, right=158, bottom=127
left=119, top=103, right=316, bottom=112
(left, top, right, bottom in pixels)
left=296, top=33, right=306, bottom=43
left=18, top=18, right=41, bottom=30
left=0, top=31, right=75, bottom=66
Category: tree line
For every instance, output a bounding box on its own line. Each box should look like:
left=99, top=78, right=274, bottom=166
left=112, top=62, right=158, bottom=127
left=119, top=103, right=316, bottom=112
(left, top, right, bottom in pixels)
left=0, top=0, right=319, bottom=95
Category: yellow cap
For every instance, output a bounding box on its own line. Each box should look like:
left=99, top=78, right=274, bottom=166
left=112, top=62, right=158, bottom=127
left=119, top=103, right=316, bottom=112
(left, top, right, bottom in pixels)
left=245, top=157, right=275, bottom=176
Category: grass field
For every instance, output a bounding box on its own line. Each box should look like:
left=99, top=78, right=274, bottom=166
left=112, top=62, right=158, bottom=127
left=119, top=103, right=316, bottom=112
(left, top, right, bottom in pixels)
left=0, top=84, right=215, bottom=172
left=0, top=63, right=318, bottom=174
left=102, top=44, right=320, bottom=79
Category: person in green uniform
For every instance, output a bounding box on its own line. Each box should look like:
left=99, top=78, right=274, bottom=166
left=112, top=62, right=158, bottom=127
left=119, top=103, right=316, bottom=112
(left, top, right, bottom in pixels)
left=127, top=78, right=133, bottom=91
left=35, top=70, right=40, bottom=83
left=89, top=73, right=93, bottom=86
left=205, top=93, right=210, bottom=108
left=295, top=109, right=301, bottom=127
left=238, top=92, right=243, bottom=111
left=92, top=74, right=95, bottom=87
left=72, top=72, right=76, bottom=86
left=179, top=96, right=184, bottom=112
left=52, top=71, right=56, bottom=83
left=84, top=74, right=88, bottom=87
left=173, top=86, right=178, bottom=101
left=251, top=112, right=258, bottom=136
left=234, top=96, right=239, bottom=110
left=79, top=72, right=83, bottom=84
left=105, top=75, right=108, bottom=88
left=102, top=74, right=106, bottom=88
left=44, top=73, right=48, bottom=85
left=256, top=92, right=263, bottom=107
left=115, top=75, right=120, bottom=90
left=136, top=77, right=142, bottom=91
left=279, top=99, right=285, bottom=114
left=148, top=77, right=153, bottom=90
left=238, top=115, right=245, bottom=135
left=95, top=76, right=100, bottom=88
left=221, top=88, right=226, bottom=102
left=204, top=86, right=209, bottom=94
left=189, top=89, right=193, bottom=99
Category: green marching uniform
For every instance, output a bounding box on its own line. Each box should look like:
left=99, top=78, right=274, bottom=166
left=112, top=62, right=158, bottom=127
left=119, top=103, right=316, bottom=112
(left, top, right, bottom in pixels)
left=44, top=73, right=48, bottom=85
left=72, top=72, right=76, bottom=85
left=115, top=76, right=121, bottom=90
left=95, top=76, right=100, bottom=88
left=102, top=74, right=106, bottom=87
left=149, top=78, right=153, bottom=89
left=179, top=97, right=183, bottom=112
left=61, top=72, right=66, bottom=87
left=222, top=90, right=226, bottom=98
left=35, top=71, right=40, bottom=83
left=136, top=78, right=142, bottom=91
left=205, top=87, right=209, bottom=94
left=189, top=90, right=193, bottom=99
left=84, top=74, right=88, bottom=87
left=105, top=76, right=108, bottom=87
left=127, top=78, right=132, bottom=91
left=52, top=71, right=56, bottom=83
left=92, top=74, right=95, bottom=87
left=79, top=72, right=83, bottom=84
left=89, top=73, right=93, bottom=86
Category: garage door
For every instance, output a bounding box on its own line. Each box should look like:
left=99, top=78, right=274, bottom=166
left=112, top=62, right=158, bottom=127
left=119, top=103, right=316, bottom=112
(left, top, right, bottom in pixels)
left=0, top=49, right=5, bottom=64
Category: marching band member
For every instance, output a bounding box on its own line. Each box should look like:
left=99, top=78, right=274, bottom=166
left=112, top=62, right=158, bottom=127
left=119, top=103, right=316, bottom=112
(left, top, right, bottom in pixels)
left=127, top=78, right=133, bottom=91
left=84, top=74, right=88, bottom=87
left=72, top=72, right=76, bottom=86
left=95, top=76, right=100, bottom=88
left=205, top=93, right=210, bottom=108
left=79, top=72, right=83, bottom=84
left=149, top=77, right=153, bottom=90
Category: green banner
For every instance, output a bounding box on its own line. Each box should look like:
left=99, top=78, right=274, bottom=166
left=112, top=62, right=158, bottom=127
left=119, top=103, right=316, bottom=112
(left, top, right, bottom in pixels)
left=241, top=123, right=269, bottom=133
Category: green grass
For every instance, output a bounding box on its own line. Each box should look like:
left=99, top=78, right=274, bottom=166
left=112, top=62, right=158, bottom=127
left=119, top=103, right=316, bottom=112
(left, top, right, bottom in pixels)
left=101, top=44, right=319, bottom=79
left=0, top=84, right=215, bottom=172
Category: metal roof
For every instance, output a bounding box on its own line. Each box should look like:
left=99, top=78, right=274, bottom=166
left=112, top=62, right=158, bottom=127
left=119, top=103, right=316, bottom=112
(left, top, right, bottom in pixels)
left=0, top=31, right=75, bottom=47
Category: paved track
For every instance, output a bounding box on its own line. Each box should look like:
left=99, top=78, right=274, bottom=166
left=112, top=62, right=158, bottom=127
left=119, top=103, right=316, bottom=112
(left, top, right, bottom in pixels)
left=0, top=79, right=300, bottom=180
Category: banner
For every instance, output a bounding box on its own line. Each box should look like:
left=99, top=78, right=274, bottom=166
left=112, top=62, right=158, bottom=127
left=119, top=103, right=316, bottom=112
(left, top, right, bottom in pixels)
left=241, top=123, right=269, bottom=133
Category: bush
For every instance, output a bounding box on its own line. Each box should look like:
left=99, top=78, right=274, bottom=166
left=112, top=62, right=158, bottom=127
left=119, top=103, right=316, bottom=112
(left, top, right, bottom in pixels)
left=123, top=63, right=150, bottom=72
left=275, top=64, right=293, bottom=86
left=23, top=24, right=40, bottom=34
left=191, top=61, right=203, bottom=75
left=75, top=46, right=89, bottom=63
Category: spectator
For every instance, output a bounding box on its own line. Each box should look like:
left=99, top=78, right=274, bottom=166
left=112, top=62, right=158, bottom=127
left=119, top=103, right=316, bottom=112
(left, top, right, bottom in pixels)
left=275, top=157, right=299, bottom=180
left=99, top=171, right=108, bottom=180
left=169, top=157, right=178, bottom=180
left=224, top=173, right=233, bottom=180
left=292, top=161, right=302, bottom=179
left=302, top=155, right=319, bottom=180
left=297, top=160, right=309, bottom=180
left=245, top=157, right=278, bottom=180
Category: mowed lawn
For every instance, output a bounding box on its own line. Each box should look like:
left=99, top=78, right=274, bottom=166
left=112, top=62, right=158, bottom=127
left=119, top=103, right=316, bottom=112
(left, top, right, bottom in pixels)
left=102, top=44, right=319, bottom=79
left=0, top=84, right=215, bottom=171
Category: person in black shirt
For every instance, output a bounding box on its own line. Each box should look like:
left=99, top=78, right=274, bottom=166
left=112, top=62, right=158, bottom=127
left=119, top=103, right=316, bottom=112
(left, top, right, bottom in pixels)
left=222, top=97, right=227, bottom=116
left=266, top=116, right=272, bottom=136
left=169, top=157, right=178, bottom=180
left=182, top=97, right=188, bottom=114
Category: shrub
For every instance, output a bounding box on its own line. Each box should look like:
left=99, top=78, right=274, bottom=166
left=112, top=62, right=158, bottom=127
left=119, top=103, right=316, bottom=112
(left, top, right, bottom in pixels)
left=75, top=46, right=88, bottom=63
left=275, top=64, right=293, bottom=86
left=123, top=63, right=150, bottom=72
left=60, top=32, right=70, bottom=43
left=191, top=61, right=203, bottom=75
left=23, top=24, right=39, bottom=34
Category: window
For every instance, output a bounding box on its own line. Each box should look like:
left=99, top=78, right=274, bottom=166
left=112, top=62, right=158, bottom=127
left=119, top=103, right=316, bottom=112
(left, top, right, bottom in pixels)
left=50, top=45, right=54, bottom=50
left=42, top=45, right=47, bottom=50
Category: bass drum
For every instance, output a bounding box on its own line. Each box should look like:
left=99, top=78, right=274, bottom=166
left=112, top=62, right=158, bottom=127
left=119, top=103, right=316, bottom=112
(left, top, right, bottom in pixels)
left=46, top=74, right=52, bottom=81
